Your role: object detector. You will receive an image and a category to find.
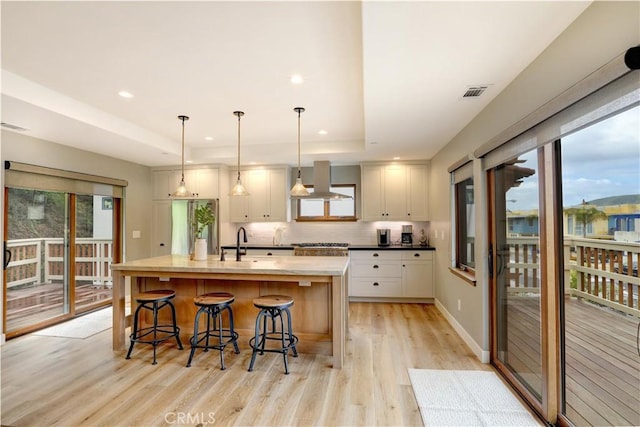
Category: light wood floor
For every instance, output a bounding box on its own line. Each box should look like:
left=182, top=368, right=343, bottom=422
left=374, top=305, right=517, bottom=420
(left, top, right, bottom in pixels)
left=1, top=303, right=490, bottom=427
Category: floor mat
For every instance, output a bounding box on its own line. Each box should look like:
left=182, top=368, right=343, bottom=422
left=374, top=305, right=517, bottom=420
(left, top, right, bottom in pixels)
left=33, top=308, right=111, bottom=339
left=408, top=369, right=541, bottom=426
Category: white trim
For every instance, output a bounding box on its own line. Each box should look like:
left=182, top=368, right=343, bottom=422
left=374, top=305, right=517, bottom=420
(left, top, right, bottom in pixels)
left=435, top=298, right=490, bottom=364
left=0, top=334, right=5, bottom=345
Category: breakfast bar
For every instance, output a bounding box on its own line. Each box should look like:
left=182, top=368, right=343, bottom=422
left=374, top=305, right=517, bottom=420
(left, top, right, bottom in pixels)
left=111, top=254, right=349, bottom=368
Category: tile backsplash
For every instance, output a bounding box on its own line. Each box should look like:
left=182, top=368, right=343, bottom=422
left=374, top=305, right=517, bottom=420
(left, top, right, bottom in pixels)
left=228, top=221, right=430, bottom=246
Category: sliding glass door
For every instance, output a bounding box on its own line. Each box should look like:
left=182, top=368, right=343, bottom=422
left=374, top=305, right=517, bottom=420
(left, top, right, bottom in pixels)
left=490, top=149, right=544, bottom=409
left=487, top=67, right=639, bottom=425
left=5, top=188, right=70, bottom=332
left=4, top=189, right=116, bottom=338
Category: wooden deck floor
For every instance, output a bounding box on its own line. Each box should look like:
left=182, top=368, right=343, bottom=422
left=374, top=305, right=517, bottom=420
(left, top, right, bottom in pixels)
left=6, top=283, right=112, bottom=331
left=506, top=295, right=640, bottom=426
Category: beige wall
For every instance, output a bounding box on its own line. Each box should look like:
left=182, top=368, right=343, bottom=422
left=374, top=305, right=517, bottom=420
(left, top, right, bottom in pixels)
left=1, top=131, right=154, bottom=261
left=428, top=1, right=640, bottom=358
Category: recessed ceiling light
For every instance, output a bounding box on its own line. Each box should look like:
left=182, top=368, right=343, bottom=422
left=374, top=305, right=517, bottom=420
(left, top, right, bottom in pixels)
left=249, top=161, right=257, bottom=165
left=118, top=90, right=134, bottom=99
left=318, top=130, right=328, bottom=135
left=393, top=157, right=400, bottom=160
left=290, top=74, right=304, bottom=85
left=186, top=160, right=193, bottom=164
left=204, top=136, right=214, bottom=141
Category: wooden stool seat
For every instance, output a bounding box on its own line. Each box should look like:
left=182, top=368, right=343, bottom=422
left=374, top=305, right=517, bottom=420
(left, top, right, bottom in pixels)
left=194, top=292, right=235, bottom=307
left=248, top=294, right=298, bottom=374
left=253, top=294, right=293, bottom=309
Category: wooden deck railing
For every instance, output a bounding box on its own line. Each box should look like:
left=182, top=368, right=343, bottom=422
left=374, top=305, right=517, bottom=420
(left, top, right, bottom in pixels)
left=505, top=236, right=639, bottom=317
left=6, top=238, right=113, bottom=289
left=569, top=238, right=639, bottom=316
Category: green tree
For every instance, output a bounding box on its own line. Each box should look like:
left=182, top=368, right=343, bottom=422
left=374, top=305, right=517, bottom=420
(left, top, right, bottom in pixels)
left=564, top=200, right=607, bottom=237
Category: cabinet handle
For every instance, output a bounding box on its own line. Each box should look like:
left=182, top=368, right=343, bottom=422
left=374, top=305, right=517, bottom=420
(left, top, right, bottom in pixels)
left=408, top=213, right=411, bottom=216
left=373, top=282, right=379, bottom=286
left=402, top=264, right=406, bottom=267
left=373, top=265, right=379, bottom=269
left=414, top=253, right=420, bottom=257
left=160, top=243, right=165, bottom=247
left=267, top=252, right=273, bottom=256
left=373, top=253, right=379, bottom=257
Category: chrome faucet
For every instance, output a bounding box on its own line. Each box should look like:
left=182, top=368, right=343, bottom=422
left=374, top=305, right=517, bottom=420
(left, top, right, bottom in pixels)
left=236, top=226, right=248, bottom=261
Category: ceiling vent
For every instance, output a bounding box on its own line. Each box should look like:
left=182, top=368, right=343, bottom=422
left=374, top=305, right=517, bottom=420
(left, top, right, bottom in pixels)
left=462, top=86, right=488, bottom=98
left=1, top=122, right=28, bottom=131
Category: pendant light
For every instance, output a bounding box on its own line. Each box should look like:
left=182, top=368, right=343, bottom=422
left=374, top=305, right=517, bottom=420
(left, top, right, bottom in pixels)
left=171, top=115, right=191, bottom=197
left=290, top=107, right=310, bottom=197
left=230, top=111, right=250, bottom=196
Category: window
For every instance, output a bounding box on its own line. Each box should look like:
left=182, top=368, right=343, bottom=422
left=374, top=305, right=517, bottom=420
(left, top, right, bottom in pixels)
left=455, top=177, right=475, bottom=271
left=296, top=184, right=357, bottom=221
left=449, top=159, right=476, bottom=283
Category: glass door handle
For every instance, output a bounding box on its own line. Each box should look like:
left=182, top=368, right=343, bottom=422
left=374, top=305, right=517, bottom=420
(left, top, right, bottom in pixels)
left=4, top=242, right=11, bottom=270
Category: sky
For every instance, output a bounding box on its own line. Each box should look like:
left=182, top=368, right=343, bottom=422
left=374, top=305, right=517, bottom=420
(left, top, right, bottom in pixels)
left=505, top=104, right=640, bottom=211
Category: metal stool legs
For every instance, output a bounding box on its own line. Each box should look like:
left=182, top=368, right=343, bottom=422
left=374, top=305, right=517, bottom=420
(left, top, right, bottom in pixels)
left=248, top=306, right=298, bottom=374
left=186, top=303, right=240, bottom=370
left=126, top=297, right=183, bottom=365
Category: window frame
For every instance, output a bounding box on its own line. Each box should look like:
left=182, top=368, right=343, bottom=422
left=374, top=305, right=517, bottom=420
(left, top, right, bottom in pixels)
left=449, top=159, right=476, bottom=285
left=295, top=183, right=358, bottom=222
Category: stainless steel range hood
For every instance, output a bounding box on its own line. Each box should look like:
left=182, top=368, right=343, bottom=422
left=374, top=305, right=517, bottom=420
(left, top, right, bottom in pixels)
left=292, top=160, right=352, bottom=200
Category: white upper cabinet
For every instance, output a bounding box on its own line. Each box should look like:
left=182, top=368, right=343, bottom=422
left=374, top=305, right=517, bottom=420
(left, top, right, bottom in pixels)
left=407, top=164, right=429, bottom=221
left=230, top=167, right=289, bottom=222
left=152, top=168, right=219, bottom=200
left=193, top=168, right=219, bottom=199
left=361, top=163, right=428, bottom=221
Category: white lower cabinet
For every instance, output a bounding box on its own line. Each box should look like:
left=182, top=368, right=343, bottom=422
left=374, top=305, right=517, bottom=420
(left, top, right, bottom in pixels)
left=401, top=251, right=433, bottom=298
left=349, top=250, right=433, bottom=298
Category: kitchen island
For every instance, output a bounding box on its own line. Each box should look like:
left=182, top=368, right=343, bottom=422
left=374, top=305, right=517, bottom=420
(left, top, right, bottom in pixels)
left=111, top=254, right=349, bottom=368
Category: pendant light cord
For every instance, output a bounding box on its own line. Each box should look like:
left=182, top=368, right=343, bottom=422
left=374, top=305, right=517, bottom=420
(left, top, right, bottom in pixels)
left=234, top=111, right=244, bottom=181
left=237, top=113, right=241, bottom=181
left=181, top=116, right=186, bottom=181
left=294, top=107, right=305, bottom=179
left=297, top=109, right=302, bottom=179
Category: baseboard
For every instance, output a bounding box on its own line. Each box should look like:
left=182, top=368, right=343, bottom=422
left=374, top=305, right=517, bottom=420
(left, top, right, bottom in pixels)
left=435, top=299, right=490, bottom=363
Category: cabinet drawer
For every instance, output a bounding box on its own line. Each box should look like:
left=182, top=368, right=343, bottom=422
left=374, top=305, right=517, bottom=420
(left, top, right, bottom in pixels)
left=401, top=251, right=433, bottom=261
left=350, top=261, right=401, bottom=278
left=350, top=278, right=401, bottom=297
left=349, top=251, right=402, bottom=261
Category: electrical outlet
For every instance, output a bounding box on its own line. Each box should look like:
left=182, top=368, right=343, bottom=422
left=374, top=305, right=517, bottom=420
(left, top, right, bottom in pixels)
left=457, top=299, right=461, bottom=311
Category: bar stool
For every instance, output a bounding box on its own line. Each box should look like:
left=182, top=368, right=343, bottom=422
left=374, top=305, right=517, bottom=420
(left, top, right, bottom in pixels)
left=186, top=292, right=240, bottom=370
left=126, top=289, right=183, bottom=365
left=248, top=294, right=298, bottom=374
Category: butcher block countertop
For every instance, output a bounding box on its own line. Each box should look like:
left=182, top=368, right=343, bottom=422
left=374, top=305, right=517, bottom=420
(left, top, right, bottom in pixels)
left=111, top=254, right=349, bottom=277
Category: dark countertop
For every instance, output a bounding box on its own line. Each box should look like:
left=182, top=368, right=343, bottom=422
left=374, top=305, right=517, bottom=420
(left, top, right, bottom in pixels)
left=348, top=244, right=435, bottom=251
left=221, top=244, right=294, bottom=250
left=221, top=244, right=435, bottom=251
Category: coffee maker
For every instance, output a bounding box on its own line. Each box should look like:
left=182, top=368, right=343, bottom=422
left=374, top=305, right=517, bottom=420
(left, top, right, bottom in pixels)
left=377, top=229, right=391, bottom=246
left=401, top=225, right=413, bottom=246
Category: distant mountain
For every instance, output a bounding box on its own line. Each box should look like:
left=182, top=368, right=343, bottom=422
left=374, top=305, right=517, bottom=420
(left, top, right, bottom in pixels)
left=587, top=194, right=640, bottom=206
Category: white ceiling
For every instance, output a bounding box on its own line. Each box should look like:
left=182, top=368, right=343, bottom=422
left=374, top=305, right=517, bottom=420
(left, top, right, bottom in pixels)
left=1, top=1, right=591, bottom=168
